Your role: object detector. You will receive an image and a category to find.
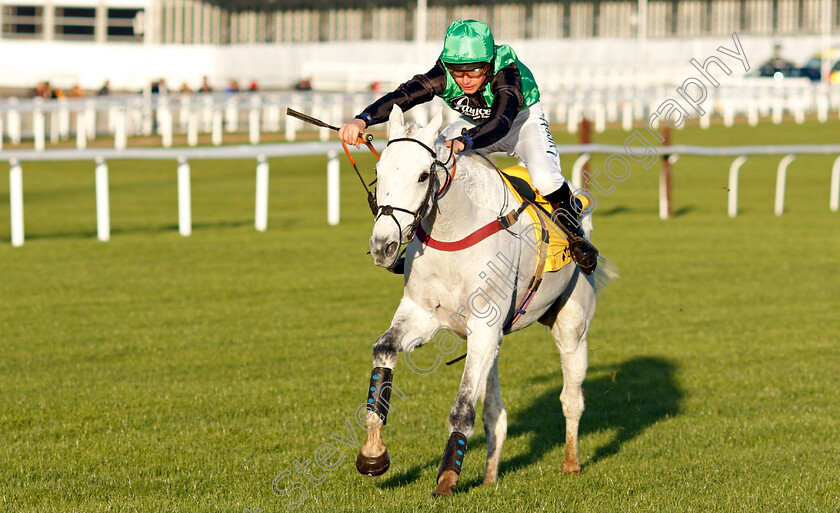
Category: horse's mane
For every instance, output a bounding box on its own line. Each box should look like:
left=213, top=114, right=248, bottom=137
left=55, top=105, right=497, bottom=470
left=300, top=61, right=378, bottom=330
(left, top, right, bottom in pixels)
left=432, top=131, right=512, bottom=213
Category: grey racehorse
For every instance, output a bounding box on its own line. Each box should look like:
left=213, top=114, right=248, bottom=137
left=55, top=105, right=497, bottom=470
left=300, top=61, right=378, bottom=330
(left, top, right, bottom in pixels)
left=357, top=106, right=616, bottom=497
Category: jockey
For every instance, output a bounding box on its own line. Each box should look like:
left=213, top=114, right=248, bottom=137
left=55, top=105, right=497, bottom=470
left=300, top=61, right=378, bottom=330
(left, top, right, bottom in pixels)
left=339, top=19, right=598, bottom=275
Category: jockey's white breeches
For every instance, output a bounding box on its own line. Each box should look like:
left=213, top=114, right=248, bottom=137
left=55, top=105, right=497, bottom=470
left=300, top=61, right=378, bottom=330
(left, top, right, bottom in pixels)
left=442, top=101, right=567, bottom=197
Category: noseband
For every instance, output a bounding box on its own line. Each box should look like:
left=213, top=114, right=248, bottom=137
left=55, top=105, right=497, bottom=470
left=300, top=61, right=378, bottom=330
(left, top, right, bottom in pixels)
left=373, top=137, right=453, bottom=245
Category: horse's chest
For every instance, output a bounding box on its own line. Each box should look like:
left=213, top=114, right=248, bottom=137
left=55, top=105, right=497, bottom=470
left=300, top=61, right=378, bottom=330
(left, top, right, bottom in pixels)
left=406, top=270, right=479, bottom=338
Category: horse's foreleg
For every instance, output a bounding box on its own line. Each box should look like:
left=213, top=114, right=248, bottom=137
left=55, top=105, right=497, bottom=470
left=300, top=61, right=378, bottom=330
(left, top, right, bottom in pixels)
left=552, top=299, right=591, bottom=475
left=357, top=299, right=437, bottom=477
left=356, top=327, right=403, bottom=477
left=432, top=329, right=502, bottom=497
left=481, top=358, right=506, bottom=485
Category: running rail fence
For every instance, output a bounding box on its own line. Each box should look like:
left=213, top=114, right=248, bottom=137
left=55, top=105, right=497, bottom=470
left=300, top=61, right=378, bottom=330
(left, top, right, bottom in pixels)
left=5, top=142, right=839, bottom=247
left=2, top=80, right=840, bottom=152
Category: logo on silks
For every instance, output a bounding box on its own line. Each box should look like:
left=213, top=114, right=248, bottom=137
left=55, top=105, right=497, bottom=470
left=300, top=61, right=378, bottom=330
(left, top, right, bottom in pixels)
left=449, top=96, right=491, bottom=120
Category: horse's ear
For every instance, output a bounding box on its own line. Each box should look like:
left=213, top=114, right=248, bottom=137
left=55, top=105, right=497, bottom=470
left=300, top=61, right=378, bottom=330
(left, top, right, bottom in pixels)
left=418, top=107, right=443, bottom=144
left=387, top=105, right=406, bottom=139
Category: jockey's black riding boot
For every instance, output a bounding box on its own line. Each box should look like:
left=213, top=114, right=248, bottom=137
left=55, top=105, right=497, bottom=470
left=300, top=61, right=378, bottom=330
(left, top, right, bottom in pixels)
left=545, top=183, right=599, bottom=275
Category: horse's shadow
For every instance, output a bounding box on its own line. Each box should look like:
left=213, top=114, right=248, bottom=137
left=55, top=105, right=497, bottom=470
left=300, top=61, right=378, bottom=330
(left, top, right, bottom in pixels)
left=377, top=356, right=681, bottom=491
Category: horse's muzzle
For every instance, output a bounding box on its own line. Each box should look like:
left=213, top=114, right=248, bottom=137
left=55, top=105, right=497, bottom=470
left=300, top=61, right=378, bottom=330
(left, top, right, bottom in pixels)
left=370, top=236, right=399, bottom=268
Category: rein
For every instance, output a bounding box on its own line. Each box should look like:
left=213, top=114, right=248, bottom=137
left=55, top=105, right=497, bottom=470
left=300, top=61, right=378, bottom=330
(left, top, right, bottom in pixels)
left=341, top=138, right=380, bottom=216
left=342, top=130, right=548, bottom=343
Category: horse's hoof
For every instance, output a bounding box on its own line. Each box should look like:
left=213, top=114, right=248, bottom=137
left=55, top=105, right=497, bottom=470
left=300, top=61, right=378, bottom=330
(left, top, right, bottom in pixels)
left=356, top=449, right=390, bottom=476
left=430, top=470, right=458, bottom=497
left=561, top=460, right=581, bottom=475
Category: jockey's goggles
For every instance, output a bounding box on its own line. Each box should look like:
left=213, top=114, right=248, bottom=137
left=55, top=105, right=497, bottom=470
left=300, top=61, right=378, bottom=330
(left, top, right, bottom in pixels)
left=446, top=63, right=489, bottom=79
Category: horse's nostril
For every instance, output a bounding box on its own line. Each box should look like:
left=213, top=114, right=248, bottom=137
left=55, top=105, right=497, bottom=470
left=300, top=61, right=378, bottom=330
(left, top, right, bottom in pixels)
left=386, top=241, right=398, bottom=256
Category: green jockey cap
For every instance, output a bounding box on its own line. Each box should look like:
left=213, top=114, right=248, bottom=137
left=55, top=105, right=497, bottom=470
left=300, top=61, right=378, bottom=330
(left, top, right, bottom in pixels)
left=439, top=20, right=495, bottom=71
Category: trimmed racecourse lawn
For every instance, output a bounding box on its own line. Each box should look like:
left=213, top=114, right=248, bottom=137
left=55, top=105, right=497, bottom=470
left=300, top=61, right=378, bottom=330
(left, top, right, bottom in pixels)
left=1, top=119, right=838, bottom=512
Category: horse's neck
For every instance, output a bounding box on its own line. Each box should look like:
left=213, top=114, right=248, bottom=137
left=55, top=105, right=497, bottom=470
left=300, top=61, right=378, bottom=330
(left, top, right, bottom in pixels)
left=425, top=148, right=511, bottom=239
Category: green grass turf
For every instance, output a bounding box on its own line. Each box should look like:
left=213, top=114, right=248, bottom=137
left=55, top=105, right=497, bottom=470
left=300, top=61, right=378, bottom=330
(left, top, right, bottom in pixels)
left=0, top=118, right=838, bottom=512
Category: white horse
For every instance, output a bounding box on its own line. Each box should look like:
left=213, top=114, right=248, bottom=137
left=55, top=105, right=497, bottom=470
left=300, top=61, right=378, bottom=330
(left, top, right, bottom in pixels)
left=357, top=106, right=616, bottom=497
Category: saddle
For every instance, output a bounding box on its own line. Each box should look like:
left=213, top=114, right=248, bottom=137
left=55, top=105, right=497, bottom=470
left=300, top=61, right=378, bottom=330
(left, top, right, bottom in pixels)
left=498, top=165, right=589, bottom=273
left=499, top=171, right=537, bottom=204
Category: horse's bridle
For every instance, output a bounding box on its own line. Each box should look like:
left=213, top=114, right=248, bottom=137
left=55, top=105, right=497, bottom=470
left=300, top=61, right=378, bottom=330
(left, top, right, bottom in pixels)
left=372, top=137, right=454, bottom=245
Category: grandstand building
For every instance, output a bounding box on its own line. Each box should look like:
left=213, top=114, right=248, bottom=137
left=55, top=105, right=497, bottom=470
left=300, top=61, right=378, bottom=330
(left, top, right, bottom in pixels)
left=1, top=0, right=837, bottom=43
left=0, top=0, right=838, bottom=91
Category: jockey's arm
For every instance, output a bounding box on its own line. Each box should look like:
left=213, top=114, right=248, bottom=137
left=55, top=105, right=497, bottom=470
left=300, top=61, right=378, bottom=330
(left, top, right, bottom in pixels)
left=453, top=63, right=524, bottom=151
left=340, top=64, right=445, bottom=146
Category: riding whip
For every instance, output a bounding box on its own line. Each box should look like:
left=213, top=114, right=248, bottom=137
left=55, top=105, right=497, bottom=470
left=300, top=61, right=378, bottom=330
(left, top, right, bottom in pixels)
left=285, top=108, right=378, bottom=214
left=285, top=108, right=373, bottom=143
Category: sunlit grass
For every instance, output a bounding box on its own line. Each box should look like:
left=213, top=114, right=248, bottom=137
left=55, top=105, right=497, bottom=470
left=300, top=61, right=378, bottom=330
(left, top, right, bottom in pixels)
left=0, top=119, right=838, bottom=512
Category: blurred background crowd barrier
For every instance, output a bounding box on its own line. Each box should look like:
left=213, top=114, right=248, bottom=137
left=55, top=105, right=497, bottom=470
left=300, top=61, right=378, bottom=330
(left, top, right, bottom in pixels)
left=1, top=80, right=838, bottom=152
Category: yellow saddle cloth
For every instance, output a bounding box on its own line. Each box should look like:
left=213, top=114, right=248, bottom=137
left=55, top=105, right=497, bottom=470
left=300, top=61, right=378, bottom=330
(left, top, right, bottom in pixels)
left=500, top=165, right=590, bottom=273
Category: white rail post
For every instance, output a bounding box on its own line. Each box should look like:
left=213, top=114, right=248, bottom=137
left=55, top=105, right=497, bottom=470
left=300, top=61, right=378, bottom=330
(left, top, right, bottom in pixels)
left=95, top=157, right=110, bottom=242
left=661, top=154, right=679, bottom=220
left=792, top=95, right=805, bottom=124
left=830, top=156, right=840, bottom=212
left=76, top=112, right=87, bottom=150
left=85, top=99, right=96, bottom=139
left=327, top=151, right=340, bottom=226
left=187, top=109, right=199, bottom=147
left=255, top=155, right=269, bottom=232
left=115, top=109, right=127, bottom=150
left=571, top=153, right=591, bottom=190
left=567, top=103, right=580, bottom=134
left=212, top=109, right=223, bottom=146
left=331, top=103, right=342, bottom=137
left=160, top=97, right=173, bottom=148
left=266, top=95, right=281, bottom=132
left=699, top=109, right=711, bottom=129
left=249, top=95, right=261, bottom=145
left=606, top=98, right=618, bottom=124
left=142, top=95, right=153, bottom=136
left=178, top=95, right=190, bottom=132
left=774, top=154, right=796, bottom=216
left=177, top=157, right=192, bottom=236
left=225, top=96, right=238, bottom=132
left=201, top=95, right=213, bottom=132
left=594, top=102, right=606, bottom=133
left=50, top=105, right=60, bottom=144
left=33, top=99, right=45, bottom=152
left=316, top=96, right=330, bottom=142
left=747, top=98, right=759, bottom=127
left=58, top=98, right=70, bottom=140
left=285, top=96, right=300, bottom=141
left=8, top=97, right=21, bottom=145
left=817, top=94, right=829, bottom=123
left=9, top=158, right=24, bottom=247
left=772, top=97, right=784, bottom=124
left=722, top=99, right=734, bottom=127
left=284, top=110, right=297, bottom=141
left=621, top=102, right=633, bottom=131
left=728, top=155, right=748, bottom=218
left=554, top=102, right=567, bottom=131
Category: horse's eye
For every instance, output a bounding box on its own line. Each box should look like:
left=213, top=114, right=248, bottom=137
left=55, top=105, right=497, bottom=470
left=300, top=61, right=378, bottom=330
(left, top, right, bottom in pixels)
left=418, top=172, right=430, bottom=183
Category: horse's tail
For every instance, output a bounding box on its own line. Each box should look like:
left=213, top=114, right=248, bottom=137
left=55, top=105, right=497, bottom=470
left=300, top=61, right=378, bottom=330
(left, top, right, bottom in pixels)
left=593, top=256, right=619, bottom=294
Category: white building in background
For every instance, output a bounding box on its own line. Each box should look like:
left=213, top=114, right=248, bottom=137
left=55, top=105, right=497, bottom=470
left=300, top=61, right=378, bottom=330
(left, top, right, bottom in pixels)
left=0, top=0, right=838, bottom=92
left=0, top=0, right=146, bottom=43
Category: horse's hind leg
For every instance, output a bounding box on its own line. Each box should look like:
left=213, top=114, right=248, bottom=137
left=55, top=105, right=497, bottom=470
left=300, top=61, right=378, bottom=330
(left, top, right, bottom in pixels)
left=481, top=358, right=506, bottom=485
left=357, top=298, right=437, bottom=477
left=551, top=293, right=593, bottom=475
